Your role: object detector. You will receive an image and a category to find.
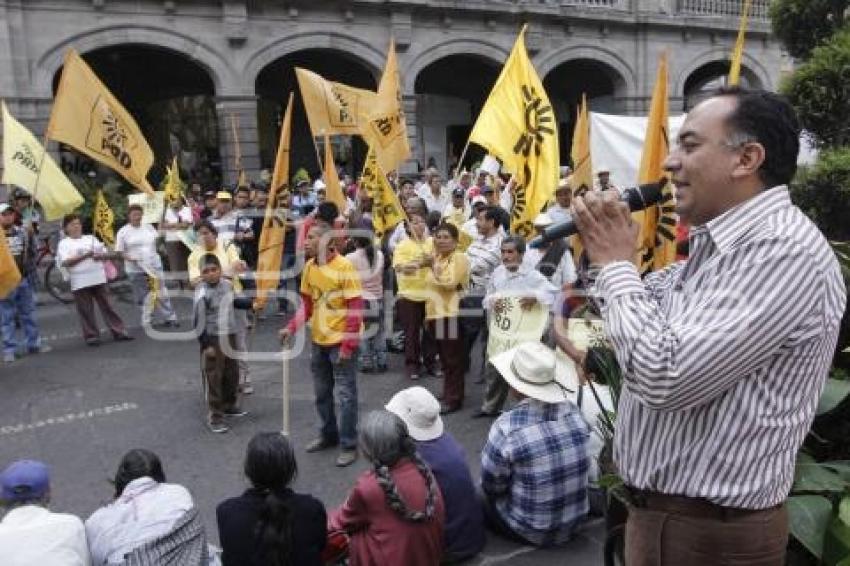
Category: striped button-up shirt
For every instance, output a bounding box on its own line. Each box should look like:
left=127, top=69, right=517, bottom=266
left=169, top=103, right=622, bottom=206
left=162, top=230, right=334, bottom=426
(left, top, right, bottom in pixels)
left=594, top=186, right=846, bottom=509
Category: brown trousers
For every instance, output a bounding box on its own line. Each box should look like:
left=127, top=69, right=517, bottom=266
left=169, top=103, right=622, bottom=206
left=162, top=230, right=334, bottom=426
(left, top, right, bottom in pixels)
left=625, top=494, right=788, bottom=566
left=72, top=284, right=127, bottom=340
left=428, top=317, right=465, bottom=407
left=202, top=334, right=240, bottom=418
left=397, top=297, right=437, bottom=373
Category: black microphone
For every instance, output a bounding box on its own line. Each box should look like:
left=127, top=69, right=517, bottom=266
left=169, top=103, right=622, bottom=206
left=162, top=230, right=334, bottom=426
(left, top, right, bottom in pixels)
left=529, top=179, right=667, bottom=249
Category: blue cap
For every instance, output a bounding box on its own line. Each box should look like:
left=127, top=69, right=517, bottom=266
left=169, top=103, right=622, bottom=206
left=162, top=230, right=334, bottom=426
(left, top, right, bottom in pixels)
left=1, top=460, right=50, bottom=502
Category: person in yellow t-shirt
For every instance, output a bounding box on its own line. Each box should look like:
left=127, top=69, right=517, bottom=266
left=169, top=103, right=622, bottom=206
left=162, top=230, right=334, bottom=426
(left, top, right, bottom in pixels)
left=392, top=211, right=439, bottom=381
left=187, top=221, right=247, bottom=291
left=280, top=222, right=363, bottom=467
left=423, top=222, right=469, bottom=414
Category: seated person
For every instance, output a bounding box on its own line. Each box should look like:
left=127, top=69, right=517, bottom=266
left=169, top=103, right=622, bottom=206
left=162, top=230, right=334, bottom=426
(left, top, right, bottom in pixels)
left=480, top=342, right=590, bottom=546
left=192, top=253, right=253, bottom=433
left=85, top=449, right=199, bottom=564
left=217, top=432, right=327, bottom=566
left=329, top=410, right=445, bottom=566
left=0, top=459, right=91, bottom=566
left=386, top=387, right=485, bottom=563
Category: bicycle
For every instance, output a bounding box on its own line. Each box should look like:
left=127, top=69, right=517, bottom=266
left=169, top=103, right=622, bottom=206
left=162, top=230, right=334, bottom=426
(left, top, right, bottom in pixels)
left=34, top=231, right=74, bottom=304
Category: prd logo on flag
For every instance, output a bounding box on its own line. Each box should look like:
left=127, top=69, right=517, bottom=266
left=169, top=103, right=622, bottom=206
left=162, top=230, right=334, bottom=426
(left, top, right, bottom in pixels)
left=11, top=143, right=39, bottom=174
left=85, top=95, right=138, bottom=172
left=327, top=85, right=361, bottom=128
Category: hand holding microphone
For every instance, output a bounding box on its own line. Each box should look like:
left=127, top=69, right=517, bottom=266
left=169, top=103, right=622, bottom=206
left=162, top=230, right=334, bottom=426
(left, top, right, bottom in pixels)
left=529, top=178, right=668, bottom=266
left=573, top=190, right=640, bottom=266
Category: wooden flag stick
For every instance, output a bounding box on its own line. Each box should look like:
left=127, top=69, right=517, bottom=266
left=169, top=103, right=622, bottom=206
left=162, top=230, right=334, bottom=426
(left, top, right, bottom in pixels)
left=282, top=346, right=291, bottom=436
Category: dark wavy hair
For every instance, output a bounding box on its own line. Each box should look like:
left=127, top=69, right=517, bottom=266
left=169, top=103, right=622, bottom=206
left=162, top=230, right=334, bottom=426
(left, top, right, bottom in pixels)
left=113, top=449, right=166, bottom=498
left=244, top=432, right=298, bottom=566
left=713, top=86, right=801, bottom=188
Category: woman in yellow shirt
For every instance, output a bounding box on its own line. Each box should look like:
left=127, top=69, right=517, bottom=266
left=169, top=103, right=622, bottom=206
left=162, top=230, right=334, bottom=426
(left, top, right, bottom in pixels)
left=391, top=211, right=438, bottom=381
left=424, top=222, right=469, bottom=414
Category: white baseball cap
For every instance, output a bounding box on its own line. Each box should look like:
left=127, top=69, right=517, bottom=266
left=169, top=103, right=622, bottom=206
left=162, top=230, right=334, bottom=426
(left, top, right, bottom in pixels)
left=385, top=386, right=444, bottom=442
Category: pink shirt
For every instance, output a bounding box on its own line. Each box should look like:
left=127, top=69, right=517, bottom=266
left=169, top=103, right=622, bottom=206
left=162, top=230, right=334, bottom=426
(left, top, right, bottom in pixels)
left=345, top=248, right=384, bottom=301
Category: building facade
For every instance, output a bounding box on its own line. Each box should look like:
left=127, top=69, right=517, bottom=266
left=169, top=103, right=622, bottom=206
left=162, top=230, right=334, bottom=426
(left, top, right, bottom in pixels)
left=0, top=0, right=784, bottom=187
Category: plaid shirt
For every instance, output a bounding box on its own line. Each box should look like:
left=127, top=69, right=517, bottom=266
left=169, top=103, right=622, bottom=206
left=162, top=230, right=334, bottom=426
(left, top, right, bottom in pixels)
left=481, top=398, right=590, bottom=545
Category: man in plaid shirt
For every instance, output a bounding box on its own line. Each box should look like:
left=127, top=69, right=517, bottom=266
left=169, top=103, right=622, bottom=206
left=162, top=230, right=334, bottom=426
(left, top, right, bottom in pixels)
left=480, top=342, right=590, bottom=546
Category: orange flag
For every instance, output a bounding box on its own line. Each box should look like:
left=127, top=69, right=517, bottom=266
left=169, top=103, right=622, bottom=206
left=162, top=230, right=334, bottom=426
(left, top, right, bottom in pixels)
left=254, top=93, right=293, bottom=311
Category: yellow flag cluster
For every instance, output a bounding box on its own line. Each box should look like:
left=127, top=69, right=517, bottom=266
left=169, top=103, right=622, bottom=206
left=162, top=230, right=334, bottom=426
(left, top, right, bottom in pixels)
left=254, top=93, right=294, bottom=311
left=163, top=157, right=183, bottom=205
left=296, top=40, right=411, bottom=174
left=468, top=26, right=559, bottom=238
left=728, top=0, right=752, bottom=86
left=570, top=95, right=593, bottom=197
left=47, top=49, right=155, bottom=195
left=360, top=40, right=411, bottom=173
left=0, top=230, right=22, bottom=300
left=1, top=102, right=84, bottom=220
left=323, top=135, right=348, bottom=213
left=94, top=189, right=115, bottom=247
left=361, top=147, right=406, bottom=239
left=636, top=53, right=677, bottom=274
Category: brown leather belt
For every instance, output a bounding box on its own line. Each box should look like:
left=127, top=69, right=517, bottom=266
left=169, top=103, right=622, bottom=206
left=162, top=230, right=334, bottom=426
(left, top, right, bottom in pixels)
left=626, top=487, right=778, bottom=521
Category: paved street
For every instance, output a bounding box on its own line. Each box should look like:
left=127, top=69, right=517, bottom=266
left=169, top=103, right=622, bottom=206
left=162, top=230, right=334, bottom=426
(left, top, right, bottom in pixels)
left=1, top=287, right=604, bottom=565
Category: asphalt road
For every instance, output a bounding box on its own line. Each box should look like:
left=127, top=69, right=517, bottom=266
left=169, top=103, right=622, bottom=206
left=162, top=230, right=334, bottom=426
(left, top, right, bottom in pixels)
left=0, top=287, right=604, bottom=565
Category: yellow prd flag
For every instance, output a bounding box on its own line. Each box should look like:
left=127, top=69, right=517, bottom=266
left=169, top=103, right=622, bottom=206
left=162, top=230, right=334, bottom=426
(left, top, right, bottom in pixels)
left=361, top=39, right=411, bottom=173
left=93, top=189, right=115, bottom=247
left=468, top=25, right=559, bottom=238
left=163, top=157, right=182, bottom=205
left=254, top=93, right=294, bottom=311
left=295, top=67, right=377, bottom=137
left=360, top=147, right=406, bottom=239
left=46, top=49, right=155, bottom=195
left=728, top=0, right=752, bottom=86
left=1, top=102, right=84, bottom=220
left=636, top=52, right=677, bottom=274
left=0, top=230, right=22, bottom=300
left=323, top=135, right=347, bottom=213
left=570, top=95, right=593, bottom=197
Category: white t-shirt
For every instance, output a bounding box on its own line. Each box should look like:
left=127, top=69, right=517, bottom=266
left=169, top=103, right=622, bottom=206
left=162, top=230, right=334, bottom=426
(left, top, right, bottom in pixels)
left=0, top=505, right=91, bottom=566
left=115, top=224, right=161, bottom=273
left=162, top=206, right=193, bottom=242
left=85, top=477, right=194, bottom=565
left=56, top=235, right=108, bottom=291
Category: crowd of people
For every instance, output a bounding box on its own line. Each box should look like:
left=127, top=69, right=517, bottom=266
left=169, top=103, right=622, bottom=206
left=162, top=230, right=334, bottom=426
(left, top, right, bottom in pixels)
left=3, top=86, right=846, bottom=566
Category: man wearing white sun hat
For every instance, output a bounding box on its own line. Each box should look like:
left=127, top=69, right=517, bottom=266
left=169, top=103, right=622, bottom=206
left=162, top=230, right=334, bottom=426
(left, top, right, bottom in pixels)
left=385, top=387, right=485, bottom=563
left=480, top=342, right=590, bottom=546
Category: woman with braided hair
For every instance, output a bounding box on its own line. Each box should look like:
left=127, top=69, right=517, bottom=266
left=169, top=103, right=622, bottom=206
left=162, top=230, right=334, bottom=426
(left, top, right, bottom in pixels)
left=329, top=410, right=445, bottom=565
left=216, top=432, right=327, bottom=565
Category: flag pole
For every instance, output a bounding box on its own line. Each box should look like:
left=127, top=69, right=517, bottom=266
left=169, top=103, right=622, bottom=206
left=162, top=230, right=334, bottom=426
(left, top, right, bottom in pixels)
left=452, top=139, right=471, bottom=185
left=282, top=345, right=291, bottom=436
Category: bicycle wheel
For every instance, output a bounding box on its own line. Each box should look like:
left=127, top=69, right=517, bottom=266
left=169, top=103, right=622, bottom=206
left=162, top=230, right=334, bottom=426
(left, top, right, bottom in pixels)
left=44, top=263, right=74, bottom=304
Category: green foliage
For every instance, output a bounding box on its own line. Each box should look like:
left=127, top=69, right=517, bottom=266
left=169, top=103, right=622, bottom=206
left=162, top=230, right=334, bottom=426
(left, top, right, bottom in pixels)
left=819, top=379, right=850, bottom=415
left=790, top=147, right=850, bottom=240
left=788, top=494, right=835, bottom=559
left=770, top=0, right=849, bottom=59
left=781, top=28, right=850, bottom=148
left=65, top=172, right=131, bottom=232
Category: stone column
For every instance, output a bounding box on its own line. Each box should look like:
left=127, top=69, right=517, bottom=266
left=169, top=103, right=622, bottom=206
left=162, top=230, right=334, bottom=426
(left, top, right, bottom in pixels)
left=215, top=95, right=261, bottom=186
left=401, top=93, right=419, bottom=175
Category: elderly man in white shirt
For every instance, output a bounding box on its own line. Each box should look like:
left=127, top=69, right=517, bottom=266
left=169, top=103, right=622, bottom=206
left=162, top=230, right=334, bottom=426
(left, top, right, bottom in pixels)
left=474, top=235, right=556, bottom=418
left=416, top=171, right=451, bottom=215
left=0, top=460, right=91, bottom=566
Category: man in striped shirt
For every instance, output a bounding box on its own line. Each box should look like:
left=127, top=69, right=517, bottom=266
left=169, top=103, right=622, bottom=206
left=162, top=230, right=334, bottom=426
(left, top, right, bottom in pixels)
left=573, top=87, right=846, bottom=565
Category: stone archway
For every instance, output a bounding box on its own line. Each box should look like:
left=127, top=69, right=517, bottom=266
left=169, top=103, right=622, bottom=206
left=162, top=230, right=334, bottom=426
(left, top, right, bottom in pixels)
left=413, top=52, right=504, bottom=175
left=535, top=45, right=637, bottom=99
left=34, top=25, right=234, bottom=97
left=676, top=49, right=771, bottom=110
left=255, top=48, right=379, bottom=179
left=49, top=44, right=221, bottom=188
left=542, top=57, right=632, bottom=165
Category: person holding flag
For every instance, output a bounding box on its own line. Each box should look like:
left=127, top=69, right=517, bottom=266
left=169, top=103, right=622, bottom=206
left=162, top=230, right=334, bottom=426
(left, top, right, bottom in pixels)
left=1, top=204, right=51, bottom=364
